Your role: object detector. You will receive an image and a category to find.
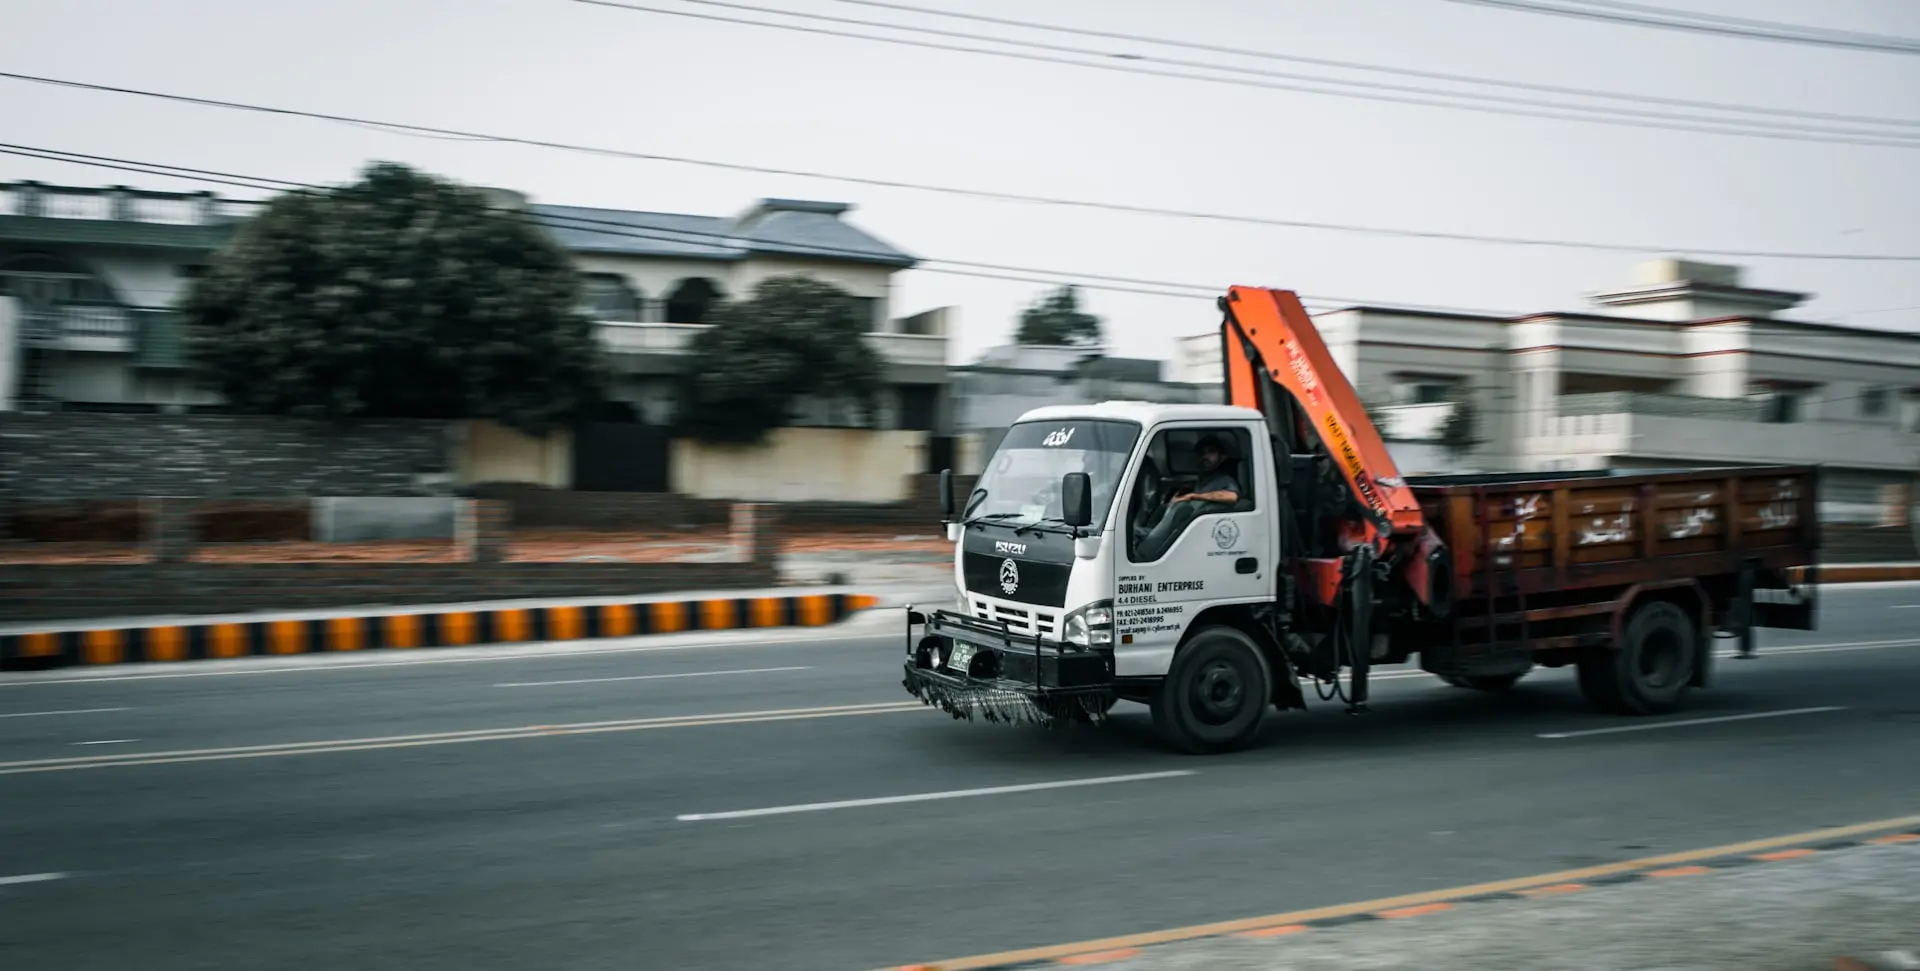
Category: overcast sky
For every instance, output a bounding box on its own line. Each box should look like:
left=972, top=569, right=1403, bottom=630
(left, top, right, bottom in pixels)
left=4, top=0, right=1917, bottom=362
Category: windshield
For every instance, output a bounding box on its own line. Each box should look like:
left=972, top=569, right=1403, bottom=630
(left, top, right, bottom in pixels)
left=966, top=419, right=1141, bottom=528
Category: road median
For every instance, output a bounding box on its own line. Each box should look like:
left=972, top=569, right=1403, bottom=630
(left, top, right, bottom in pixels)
left=0, top=589, right=887, bottom=670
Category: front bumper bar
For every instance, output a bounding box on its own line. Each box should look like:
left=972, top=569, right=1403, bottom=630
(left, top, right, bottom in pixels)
left=900, top=606, right=1116, bottom=725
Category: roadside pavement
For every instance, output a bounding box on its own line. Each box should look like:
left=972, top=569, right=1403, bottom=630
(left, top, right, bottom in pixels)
left=956, top=837, right=1920, bottom=971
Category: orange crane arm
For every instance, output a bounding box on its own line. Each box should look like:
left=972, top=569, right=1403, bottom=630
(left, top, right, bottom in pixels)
left=1218, top=285, right=1429, bottom=545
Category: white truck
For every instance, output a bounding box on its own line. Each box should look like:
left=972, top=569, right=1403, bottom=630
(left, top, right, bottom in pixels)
left=900, top=287, right=1820, bottom=753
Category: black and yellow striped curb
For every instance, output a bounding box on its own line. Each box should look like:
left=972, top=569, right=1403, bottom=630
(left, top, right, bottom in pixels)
left=890, top=821, right=1920, bottom=970
left=0, top=592, right=881, bottom=668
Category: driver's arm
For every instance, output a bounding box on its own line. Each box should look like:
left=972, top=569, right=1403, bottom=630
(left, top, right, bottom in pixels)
left=1177, top=474, right=1239, bottom=504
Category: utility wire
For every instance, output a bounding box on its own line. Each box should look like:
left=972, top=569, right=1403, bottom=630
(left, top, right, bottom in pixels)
left=646, top=0, right=1918, bottom=138
left=560, top=0, right=1920, bottom=148
left=1438, top=0, right=1920, bottom=55
left=7, top=70, right=1918, bottom=264
left=822, top=0, right=1920, bottom=129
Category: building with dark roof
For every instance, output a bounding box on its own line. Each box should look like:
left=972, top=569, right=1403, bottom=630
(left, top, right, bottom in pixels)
left=0, top=181, right=952, bottom=445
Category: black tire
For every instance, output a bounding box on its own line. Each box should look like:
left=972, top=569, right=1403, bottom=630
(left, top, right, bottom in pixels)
left=1442, top=672, right=1526, bottom=692
left=1584, top=600, right=1699, bottom=716
left=1151, top=626, right=1271, bottom=754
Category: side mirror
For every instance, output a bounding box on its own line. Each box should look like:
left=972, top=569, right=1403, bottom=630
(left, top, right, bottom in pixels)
left=938, top=468, right=955, bottom=521
left=1062, top=472, right=1093, bottom=529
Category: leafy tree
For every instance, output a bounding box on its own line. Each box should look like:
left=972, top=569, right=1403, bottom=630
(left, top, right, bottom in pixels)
left=1015, top=285, right=1103, bottom=347
left=677, top=276, right=885, bottom=445
left=184, top=161, right=608, bottom=434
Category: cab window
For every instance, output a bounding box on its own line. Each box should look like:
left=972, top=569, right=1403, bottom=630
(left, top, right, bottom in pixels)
left=1124, top=426, right=1256, bottom=563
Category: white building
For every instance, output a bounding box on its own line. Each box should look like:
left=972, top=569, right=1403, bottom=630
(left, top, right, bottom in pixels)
left=0, top=180, right=953, bottom=436
left=1174, top=260, right=1920, bottom=520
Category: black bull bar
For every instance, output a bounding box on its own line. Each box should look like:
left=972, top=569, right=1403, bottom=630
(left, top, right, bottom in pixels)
left=900, top=607, right=1117, bottom=725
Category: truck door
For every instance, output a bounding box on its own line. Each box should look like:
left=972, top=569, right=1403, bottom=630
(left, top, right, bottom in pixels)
left=1112, top=423, right=1272, bottom=677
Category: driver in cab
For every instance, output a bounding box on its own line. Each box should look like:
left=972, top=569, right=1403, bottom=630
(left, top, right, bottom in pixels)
left=1135, top=435, right=1240, bottom=560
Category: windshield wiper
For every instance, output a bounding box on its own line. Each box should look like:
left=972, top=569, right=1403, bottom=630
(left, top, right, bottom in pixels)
left=1013, top=517, right=1081, bottom=538
left=963, top=512, right=1026, bottom=528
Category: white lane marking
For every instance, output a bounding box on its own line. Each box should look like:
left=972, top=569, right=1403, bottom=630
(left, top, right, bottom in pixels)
left=0, top=872, right=67, bottom=887
left=1537, top=706, right=1846, bottom=739
left=73, top=739, right=139, bottom=746
left=495, top=665, right=810, bottom=688
left=0, top=702, right=927, bottom=775
left=0, top=707, right=130, bottom=718
left=1724, top=639, right=1920, bottom=658
left=1893, top=604, right=1920, bottom=609
left=676, top=770, right=1196, bottom=822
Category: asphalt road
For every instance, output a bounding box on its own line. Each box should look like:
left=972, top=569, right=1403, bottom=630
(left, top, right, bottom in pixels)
left=1, top=583, right=1917, bottom=971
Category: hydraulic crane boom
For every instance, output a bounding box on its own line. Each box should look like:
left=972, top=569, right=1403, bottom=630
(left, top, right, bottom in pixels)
left=1217, top=285, right=1452, bottom=614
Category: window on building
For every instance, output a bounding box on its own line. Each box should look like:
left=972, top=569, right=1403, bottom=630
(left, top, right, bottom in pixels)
left=664, top=277, right=723, bottom=324
left=1861, top=387, right=1889, bottom=418
left=579, top=273, right=642, bottom=322
left=1763, top=392, right=1802, bottom=424
left=849, top=296, right=879, bottom=332
left=897, top=385, right=939, bottom=431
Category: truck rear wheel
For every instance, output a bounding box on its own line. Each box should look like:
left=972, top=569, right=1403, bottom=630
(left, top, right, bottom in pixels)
left=1580, top=599, right=1698, bottom=716
left=1151, top=626, right=1270, bottom=755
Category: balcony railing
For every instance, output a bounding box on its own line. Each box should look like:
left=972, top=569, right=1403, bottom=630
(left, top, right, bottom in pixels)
left=0, top=183, right=263, bottom=227
left=1556, top=391, right=1769, bottom=422
left=19, top=306, right=135, bottom=352
left=593, top=320, right=949, bottom=368
left=1524, top=393, right=1920, bottom=472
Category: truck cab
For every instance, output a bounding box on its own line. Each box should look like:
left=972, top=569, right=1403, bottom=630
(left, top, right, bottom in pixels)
left=908, top=401, right=1293, bottom=741
left=952, top=401, right=1273, bottom=669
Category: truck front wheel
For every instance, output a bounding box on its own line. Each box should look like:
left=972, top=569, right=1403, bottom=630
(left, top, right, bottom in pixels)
left=1580, top=599, right=1698, bottom=716
left=1151, top=626, right=1271, bottom=754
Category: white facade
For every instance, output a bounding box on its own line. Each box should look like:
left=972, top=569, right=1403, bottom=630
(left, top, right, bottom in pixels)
left=1, top=182, right=953, bottom=430
left=1174, top=260, right=1920, bottom=517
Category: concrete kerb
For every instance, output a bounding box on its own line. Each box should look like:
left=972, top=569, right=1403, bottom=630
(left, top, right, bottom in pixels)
left=0, top=585, right=923, bottom=671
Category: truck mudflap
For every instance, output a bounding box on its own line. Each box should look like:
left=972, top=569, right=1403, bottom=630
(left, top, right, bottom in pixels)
left=901, top=607, right=1117, bottom=726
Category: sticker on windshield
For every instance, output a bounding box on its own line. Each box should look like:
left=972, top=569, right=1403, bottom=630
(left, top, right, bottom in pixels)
left=1041, top=427, right=1077, bottom=447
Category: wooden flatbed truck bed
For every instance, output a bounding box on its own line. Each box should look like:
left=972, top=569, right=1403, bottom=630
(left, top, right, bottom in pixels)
left=1396, top=465, right=1819, bottom=706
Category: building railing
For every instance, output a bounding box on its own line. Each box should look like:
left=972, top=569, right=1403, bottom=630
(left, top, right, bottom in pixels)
left=0, top=182, right=263, bottom=226
left=19, top=305, right=136, bottom=347
left=1555, top=391, right=1769, bottom=421
left=593, top=320, right=949, bottom=367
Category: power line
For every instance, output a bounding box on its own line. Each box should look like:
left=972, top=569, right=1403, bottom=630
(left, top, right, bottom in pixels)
left=822, top=0, right=1920, bottom=130
left=8, top=69, right=1916, bottom=264
left=562, top=0, right=1920, bottom=148
left=1438, top=0, right=1920, bottom=54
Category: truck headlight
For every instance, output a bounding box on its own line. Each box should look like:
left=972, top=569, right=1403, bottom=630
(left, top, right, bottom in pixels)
left=1063, top=600, right=1114, bottom=649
